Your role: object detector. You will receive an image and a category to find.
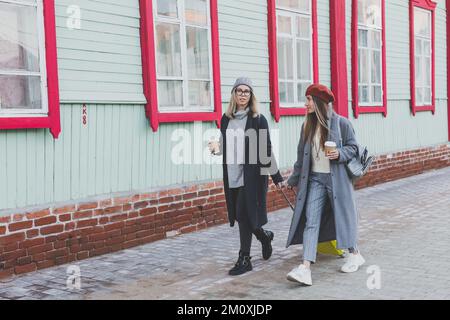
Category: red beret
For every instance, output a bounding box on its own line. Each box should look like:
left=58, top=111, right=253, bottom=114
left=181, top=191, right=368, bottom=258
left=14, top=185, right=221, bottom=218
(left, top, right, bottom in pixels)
left=305, top=83, right=335, bottom=104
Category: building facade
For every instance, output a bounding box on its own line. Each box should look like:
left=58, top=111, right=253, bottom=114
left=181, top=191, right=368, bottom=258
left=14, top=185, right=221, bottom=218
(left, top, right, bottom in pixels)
left=0, top=0, right=449, bottom=278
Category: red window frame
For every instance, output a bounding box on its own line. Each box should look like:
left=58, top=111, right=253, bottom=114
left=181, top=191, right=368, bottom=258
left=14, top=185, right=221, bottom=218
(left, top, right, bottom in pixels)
left=139, top=0, right=222, bottom=132
left=268, top=0, right=319, bottom=122
left=0, top=0, right=61, bottom=138
left=351, top=0, right=387, bottom=119
left=410, top=0, right=436, bottom=116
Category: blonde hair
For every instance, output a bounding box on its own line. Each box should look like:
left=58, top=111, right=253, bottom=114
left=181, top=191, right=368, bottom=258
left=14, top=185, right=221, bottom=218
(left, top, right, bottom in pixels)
left=225, top=88, right=259, bottom=119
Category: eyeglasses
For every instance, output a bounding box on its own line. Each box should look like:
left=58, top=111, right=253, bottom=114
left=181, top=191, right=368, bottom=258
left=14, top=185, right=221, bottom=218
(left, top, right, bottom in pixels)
left=235, top=89, right=252, bottom=97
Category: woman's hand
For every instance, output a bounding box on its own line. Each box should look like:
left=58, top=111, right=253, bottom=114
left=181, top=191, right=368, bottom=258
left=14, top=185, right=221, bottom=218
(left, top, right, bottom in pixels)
left=326, top=149, right=340, bottom=160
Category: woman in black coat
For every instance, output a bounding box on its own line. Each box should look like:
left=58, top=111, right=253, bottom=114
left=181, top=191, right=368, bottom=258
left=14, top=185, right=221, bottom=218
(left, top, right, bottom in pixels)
left=209, top=77, right=284, bottom=276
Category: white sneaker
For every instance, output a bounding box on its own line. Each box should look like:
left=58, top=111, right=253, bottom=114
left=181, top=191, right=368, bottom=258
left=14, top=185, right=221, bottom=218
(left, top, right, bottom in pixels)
left=287, top=264, right=312, bottom=286
left=340, top=252, right=365, bottom=273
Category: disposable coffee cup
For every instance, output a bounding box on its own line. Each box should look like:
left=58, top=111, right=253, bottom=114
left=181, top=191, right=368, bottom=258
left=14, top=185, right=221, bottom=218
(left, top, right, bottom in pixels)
left=208, top=138, right=220, bottom=155
left=325, top=141, right=337, bottom=156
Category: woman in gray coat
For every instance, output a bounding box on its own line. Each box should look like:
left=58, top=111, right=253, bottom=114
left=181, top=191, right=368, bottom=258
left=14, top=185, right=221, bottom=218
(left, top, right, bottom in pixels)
left=281, top=83, right=365, bottom=286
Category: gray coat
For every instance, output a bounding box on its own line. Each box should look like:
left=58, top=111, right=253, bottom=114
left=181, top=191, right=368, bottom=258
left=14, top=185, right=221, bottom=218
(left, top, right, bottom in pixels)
left=286, top=109, right=359, bottom=250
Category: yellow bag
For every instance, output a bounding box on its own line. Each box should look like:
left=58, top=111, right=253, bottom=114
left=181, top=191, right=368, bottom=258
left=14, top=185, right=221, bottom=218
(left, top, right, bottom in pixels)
left=317, top=240, right=345, bottom=257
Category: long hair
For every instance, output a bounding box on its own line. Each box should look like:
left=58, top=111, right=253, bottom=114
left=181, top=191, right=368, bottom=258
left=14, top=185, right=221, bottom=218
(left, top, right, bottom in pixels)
left=225, top=88, right=259, bottom=119
left=303, top=97, right=331, bottom=149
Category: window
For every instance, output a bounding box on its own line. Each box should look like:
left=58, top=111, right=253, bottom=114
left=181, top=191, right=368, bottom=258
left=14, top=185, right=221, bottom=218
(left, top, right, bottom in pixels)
left=410, top=0, right=436, bottom=115
left=352, top=0, right=387, bottom=118
left=0, top=0, right=60, bottom=138
left=140, top=0, right=222, bottom=132
left=268, top=0, right=318, bottom=121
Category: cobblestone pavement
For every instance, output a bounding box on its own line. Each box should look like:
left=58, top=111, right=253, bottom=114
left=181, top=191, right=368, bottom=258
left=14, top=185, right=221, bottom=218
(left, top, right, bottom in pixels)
left=1, top=167, right=449, bottom=300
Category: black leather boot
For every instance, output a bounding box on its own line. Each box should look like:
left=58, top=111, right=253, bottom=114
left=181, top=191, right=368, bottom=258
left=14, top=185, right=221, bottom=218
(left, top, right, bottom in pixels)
left=256, top=229, right=274, bottom=260
left=228, top=251, right=252, bottom=276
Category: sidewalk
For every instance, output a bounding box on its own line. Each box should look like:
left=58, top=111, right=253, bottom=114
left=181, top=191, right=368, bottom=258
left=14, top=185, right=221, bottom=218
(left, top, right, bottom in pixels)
left=1, top=167, right=449, bottom=300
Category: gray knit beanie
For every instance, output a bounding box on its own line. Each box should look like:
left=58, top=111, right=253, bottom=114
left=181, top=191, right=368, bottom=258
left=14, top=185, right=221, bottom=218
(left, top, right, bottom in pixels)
left=232, top=77, right=253, bottom=92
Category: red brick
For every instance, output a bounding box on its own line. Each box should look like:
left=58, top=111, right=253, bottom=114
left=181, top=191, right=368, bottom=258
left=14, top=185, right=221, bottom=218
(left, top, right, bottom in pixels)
left=15, top=263, right=37, bottom=274
left=77, top=202, right=98, bottom=211
left=73, top=210, right=93, bottom=220
left=40, top=224, right=64, bottom=235
left=0, top=268, right=14, bottom=280
left=0, top=216, right=11, bottom=224
left=104, top=206, right=122, bottom=215
left=34, top=216, right=57, bottom=227
left=140, top=207, right=157, bottom=216
left=59, top=214, right=71, bottom=222
left=37, top=260, right=55, bottom=270
left=110, top=214, right=128, bottom=222
left=26, top=209, right=51, bottom=220
left=53, top=205, right=76, bottom=215
left=0, top=232, right=25, bottom=245
left=8, top=221, right=33, bottom=232
left=77, top=251, right=89, bottom=260
left=20, top=238, right=45, bottom=249
left=17, top=256, right=32, bottom=266
left=65, top=222, right=76, bottom=231
left=0, top=249, right=27, bottom=261
left=134, top=201, right=148, bottom=209
left=4, top=242, right=18, bottom=252
left=27, top=243, right=53, bottom=255
left=45, top=248, right=69, bottom=260
left=0, top=226, right=5, bottom=235
left=26, top=229, right=39, bottom=239
left=104, top=222, right=124, bottom=232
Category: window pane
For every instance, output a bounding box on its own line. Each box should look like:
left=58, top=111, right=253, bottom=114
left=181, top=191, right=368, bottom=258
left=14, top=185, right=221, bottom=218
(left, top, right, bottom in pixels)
left=277, top=38, right=293, bottom=79
left=189, top=81, right=211, bottom=107
left=370, top=30, right=381, bottom=49
left=278, top=15, right=292, bottom=34
left=0, top=75, right=41, bottom=109
left=372, top=85, right=382, bottom=103
left=424, top=87, right=431, bottom=103
left=158, top=81, right=183, bottom=108
left=358, top=49, right=369, bottom=83
left=416, top=87, right=423, bottom=105
left=297, top=82, right=310, bottom=103
left=415, top=38, right=422, bottom=55
left=358, top=0, right=381, bottom=27
left=358, top=29, right=368, bottom=48
left=286, top=83, right=294, bottom=103
left=423, top=40, right=431, bottom=56
left=277, top=0, right=310, bottom=12
left=424, top=57, right=431, bottom=86
left=279, top=82, right=294, bottom=103
left=156, top=23, right=182, bottom=77
left=297, top=40, right=311, bottom=80
left=185, top=0, right=208, bottom=26
left=359, top=85, right=369, bottom=103
left=186, top=27, right=210, bottom=79
left=0, top=3, right=40, bottom=72
left=279, top=82, right=287, bottom=103
left=415, top=56, right=422, bottom=85
left=371, top=50, right=381, bottom=84
left=297, top=16, right=310, bottom=38
left=414, top=9, right=431, bottom=37
left=157, top=0, right=178, bottom=18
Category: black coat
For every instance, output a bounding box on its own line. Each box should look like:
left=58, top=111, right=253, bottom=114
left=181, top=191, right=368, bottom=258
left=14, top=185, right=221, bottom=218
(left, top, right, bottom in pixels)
left=220, top=112, right=284, bottom=229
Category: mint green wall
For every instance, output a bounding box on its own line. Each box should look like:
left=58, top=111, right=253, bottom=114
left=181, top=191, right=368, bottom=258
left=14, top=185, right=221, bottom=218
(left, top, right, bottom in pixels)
left=0, top=0, right=448, bottom=213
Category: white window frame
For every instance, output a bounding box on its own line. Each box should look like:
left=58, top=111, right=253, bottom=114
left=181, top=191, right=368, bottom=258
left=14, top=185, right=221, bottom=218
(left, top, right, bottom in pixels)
left=357, top=0, right=383, bottom=107
left=0, top=0, right=48, bottom=118
left=414, top=7, right=432, bottom=106
left=153, top=0, right=214, bottom=113
left=276, top=2, right=313, bottom=108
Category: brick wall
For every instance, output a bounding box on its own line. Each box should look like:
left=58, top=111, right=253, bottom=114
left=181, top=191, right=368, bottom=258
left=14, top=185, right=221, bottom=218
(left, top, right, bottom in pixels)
left=1, top=143, right=449, bottom=279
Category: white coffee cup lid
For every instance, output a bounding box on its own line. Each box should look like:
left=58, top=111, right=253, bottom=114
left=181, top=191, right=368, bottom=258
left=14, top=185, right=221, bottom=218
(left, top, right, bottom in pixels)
left=325, top=141, right=337, bottom=147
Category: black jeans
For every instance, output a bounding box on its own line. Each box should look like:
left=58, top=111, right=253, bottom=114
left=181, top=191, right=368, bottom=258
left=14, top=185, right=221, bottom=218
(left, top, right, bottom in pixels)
left=230, top=187, right=265, bottom=255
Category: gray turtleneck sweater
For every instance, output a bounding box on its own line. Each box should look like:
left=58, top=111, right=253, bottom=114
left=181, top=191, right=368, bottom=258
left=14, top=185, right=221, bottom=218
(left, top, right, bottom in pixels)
left=226, top=107, right=249, bottom=188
